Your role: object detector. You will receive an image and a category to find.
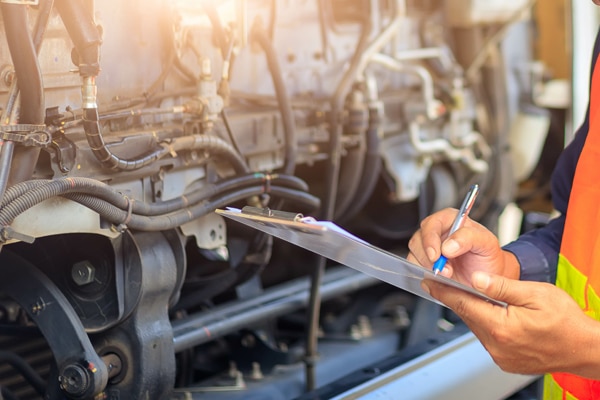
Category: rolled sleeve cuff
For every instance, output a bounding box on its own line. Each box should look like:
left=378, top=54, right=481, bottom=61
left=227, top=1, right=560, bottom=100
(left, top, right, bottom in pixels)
left=503, top=240, right=553, bottom=283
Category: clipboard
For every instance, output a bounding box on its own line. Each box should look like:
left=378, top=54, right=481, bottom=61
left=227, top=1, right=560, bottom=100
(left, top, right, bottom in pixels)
left=216, top=207, right=506, bottom=308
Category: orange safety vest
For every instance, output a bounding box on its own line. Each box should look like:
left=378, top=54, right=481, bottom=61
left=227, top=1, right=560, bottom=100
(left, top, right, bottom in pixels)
left=543, top=54, right=600, bottom=400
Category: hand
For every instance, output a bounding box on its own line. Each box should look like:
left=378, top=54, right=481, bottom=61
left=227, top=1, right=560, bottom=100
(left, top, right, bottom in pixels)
left=422, top=272, right=600, bottom=378
left=407, top=208, right=520, bottom=285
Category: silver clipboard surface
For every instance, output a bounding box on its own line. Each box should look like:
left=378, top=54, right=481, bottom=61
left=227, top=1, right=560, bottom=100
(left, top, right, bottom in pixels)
left=216, top=208, right=506, bottom=307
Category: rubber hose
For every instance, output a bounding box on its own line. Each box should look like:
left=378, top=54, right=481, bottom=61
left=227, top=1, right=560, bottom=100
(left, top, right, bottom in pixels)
left=1, top=173, right=310, bottom=220
left=250, top=21, right=297, bottom=175
left=0, top=350, right=46, bottom=395
left=1, top=3, right=45, bottom=185
left=83, top=108, right=171, bottom=170
left=338, top=123, right=382, bottom=222
left=65, top=185, right=319, bottom=231
left=54, top=0, right=101, bottom=76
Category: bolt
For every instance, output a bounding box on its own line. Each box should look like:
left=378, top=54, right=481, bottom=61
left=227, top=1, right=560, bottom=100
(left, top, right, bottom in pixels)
left=358, top=315, right=372, bottom=338
left=350, top=324, right=362, bottom=340
left=71, top=261, right=96, bottom=286
left=59, top=364, right=90, bottom=396
left=31, top=297, right=46, bottom=315
left=250, top=362, right=263, bottom=380
left=393, top=306, right=411, bottom=329
left=228, top=361, right=239, bottom=378
left=102, top=353, right=123, bottom=380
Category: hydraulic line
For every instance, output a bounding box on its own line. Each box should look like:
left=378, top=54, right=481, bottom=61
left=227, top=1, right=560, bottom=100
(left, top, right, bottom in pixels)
left=338, top=120, right=382, bottom=222
left=54, top=0, right=101, bottom=77
left=0, top=350, right=46, bottom=396
left=303, top=1, right=374, bottom=390
left=1, top=2, right=46, bottom=186
left=0, top=173, right=312, bottom=219
left=250, top=20, right=297, bottom=175
left=64, top=185, right=319, bottom=231
left=0, top=177, right=319, bottom=235
left=82, top=105, right=172, bottom=171
left=55, top=0, right=187, bottom=171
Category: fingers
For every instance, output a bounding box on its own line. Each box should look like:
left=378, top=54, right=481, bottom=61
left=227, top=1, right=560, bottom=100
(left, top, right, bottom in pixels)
left=422, top=272, right=536, bottom=313
left=471, top=272, right=537, bottom=307
left=408, top=208, right=459, bottom=266
left=421, top=279, right=486, bottom=319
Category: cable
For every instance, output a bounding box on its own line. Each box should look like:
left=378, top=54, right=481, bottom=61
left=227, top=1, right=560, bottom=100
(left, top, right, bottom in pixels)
left=0, top=351, right=46, bottom=396
left=0, top=175, right=319, bottom=236
left=250, top=20, right=297, bottom=175
left=64, top=184, right=319, bottom=231
left=1, top=387, right=18, bottom=400
left=1, top=2, right=46, bottom=186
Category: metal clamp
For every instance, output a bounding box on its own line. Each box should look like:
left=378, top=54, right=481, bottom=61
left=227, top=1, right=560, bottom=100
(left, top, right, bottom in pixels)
left=0, top=124, right=51, bottom=147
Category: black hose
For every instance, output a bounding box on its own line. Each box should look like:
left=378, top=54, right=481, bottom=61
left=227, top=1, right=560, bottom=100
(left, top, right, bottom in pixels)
left=333, top=94, right=369, bottom=219
left=250, top=21, right=297, bottom=175
left=1, top=173, right=312, bottom=224
left=83, top=107, right=171, bottom=170
left=320, top=5, right=372, bottom=220
left=304, top=1, right=373, bottom=390
left=202, top=2, right=230, bottom=58
left=1, top=3, right=46, bottom=186
left=54, top=0, right=101, bottom=77
left=0, top=350, right=46, bottom=396
left=1, top=387, right=18, bottom=400
left=0, top=178, right=319, bottom=235
left=334, top=146, right=366, bottom=218
left=338, top=111, right=382, bottom=222
left=64, top=184, right=319, bottom=231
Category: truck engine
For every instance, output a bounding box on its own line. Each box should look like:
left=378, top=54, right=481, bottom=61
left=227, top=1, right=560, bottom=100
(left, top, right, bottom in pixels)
left=0, top=0, right=550, bottom=398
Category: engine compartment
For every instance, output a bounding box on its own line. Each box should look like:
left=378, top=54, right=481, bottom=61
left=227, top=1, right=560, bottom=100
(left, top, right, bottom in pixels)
left=0, top=0, right=546, bottom=398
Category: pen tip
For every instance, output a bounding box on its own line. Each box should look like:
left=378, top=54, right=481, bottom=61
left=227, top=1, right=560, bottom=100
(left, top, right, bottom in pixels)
left=433, top=270, right=439, bottom=276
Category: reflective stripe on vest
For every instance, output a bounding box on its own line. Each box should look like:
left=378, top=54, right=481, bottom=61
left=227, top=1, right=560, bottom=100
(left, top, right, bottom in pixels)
left=545, top=48, right=600, bottom=400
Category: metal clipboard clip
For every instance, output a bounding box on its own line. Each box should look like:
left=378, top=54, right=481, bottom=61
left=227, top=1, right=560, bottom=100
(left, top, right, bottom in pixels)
left=215, top=207, right=506, bottom=308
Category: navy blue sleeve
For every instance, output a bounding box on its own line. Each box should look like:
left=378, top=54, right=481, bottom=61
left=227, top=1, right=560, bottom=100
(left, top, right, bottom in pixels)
left=503, top=30, right=600, bottom=283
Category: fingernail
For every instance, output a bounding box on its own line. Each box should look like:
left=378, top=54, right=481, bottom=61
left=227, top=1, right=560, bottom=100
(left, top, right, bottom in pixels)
left=426, top=247, right=436, bottom=262
left=472, top=271, right=490, bottom=290
left=421, top=280, right=431, bottom=295
left=443, top=239, right=460, bottom=255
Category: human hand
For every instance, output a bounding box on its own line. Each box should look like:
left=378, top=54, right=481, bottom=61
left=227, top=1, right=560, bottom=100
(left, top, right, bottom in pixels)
left=407, top=208, right=519, bottom=285
left=422, top=272, right=600, bottom=378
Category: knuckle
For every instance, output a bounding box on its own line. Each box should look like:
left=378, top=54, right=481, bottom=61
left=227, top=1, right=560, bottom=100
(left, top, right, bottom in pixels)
left=489, top=327, right=510, bottom=345
left=494, top=278, right=510, bottom=300
left=408, top=235, right=417, bottom=250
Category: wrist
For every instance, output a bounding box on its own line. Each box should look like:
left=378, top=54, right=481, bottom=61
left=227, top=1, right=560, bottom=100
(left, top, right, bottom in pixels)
left=501, top=250, right=521, bottom=280
left=565, top=316, right=600, bottom=379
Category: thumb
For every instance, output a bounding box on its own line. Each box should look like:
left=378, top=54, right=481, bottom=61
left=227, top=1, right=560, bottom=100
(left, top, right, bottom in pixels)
left=471, top=271, right=530, bottom=306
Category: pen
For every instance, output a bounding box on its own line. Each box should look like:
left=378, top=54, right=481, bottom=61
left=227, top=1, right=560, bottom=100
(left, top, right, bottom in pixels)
left=432, top=184, right=479, bottom=276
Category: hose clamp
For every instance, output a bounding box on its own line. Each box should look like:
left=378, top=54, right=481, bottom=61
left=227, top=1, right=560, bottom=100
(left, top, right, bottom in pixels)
left=0, top=124, right=51, bottom=147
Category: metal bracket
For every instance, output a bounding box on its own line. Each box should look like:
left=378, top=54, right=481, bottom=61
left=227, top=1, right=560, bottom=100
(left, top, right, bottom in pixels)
left=0, top=250, right=108, bottom=398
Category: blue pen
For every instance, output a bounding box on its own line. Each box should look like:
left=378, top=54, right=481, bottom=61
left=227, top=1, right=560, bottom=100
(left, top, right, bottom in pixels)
left=432, top=184, right=479, bottom=275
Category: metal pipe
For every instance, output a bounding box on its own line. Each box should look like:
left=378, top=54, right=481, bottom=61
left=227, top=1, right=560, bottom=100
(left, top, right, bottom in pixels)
left=172, top=267, right=378, bottom=352
left=370, top=53, right=441, bottom=120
